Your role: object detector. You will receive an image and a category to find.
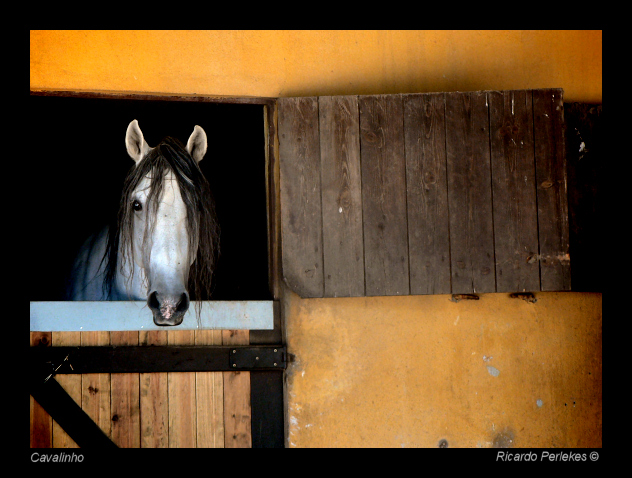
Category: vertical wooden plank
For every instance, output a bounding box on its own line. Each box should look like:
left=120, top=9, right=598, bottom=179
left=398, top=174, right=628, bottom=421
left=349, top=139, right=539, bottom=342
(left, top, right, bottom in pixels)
left=139, top=330, right=168, bottom=448
left=30, top=332, right=52, bottom=448
left=319, top=95, right=365, bottom=297
left=265, top=103, right=283, bottom=301
left=223, top=330, right=252, bottom=448
left=110, top=331, right=140, bottom=447
left=51, top=331, right=81, bottom=448
left=404, top=93, right=451, bottom=295
left=445, top=91, right=496, bottom=294
left=359, top=94, right=410, bottom=296
left=533, top=89, right=571, bottom=291
left=167, top=330, right=197, bottom=448
left=195, top=330, right=224, bottom=448
left=278, top=97, right=324, bottom=297
left=80, top=332, right=111, bottom=441
left=489, top=90, right=541, bottom=292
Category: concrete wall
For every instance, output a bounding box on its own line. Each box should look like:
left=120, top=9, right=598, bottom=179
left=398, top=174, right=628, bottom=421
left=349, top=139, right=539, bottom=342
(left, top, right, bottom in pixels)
left=30, top=30, right=602, bottom=447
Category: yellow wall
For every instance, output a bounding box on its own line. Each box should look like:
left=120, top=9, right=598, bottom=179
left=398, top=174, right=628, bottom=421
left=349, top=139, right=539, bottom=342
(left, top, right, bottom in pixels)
left=30, top=30, right=602, bottom=448
left=30, top=30, right=601, bottom=102
left=284, top=291, right=601, bottom=447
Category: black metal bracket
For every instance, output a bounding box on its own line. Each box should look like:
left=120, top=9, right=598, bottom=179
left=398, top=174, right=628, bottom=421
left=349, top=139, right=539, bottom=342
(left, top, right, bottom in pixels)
left=230, top=347, right=284, bottom=370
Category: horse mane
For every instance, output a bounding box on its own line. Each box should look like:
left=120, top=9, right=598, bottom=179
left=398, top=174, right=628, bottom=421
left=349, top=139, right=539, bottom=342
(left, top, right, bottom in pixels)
left=103, top=136, right=220, bottom=304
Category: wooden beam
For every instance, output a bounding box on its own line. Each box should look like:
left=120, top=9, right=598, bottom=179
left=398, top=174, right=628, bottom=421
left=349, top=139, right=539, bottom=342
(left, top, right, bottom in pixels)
left=404, top=93, right=451, bottom=295
left=51, top=332, right=81, bottom=448
left=533, top=89, right=571, bottom=291
left=195, top=330, right=225, bottom=448
left=359, top=94, right=410, bottom=296
left=110, top=331, right=140, bottom=448
left=167, top=331, right=196, bottom=448
left=139, top=330, right=169, bottom=448
left=80, top=332, right=111, bottom=443
left=278, top=97, right=324, bottom=297
left=223, top=330, right=252, bottom=448
left=445, top=92, right=496, bottom=294
left=30, top=332, right=52, bottom=448
left=489, top=90, right=540, bottom=292
left=29, top=89, right=276, bottom=106
left=319, top=96, right=365, bottom=297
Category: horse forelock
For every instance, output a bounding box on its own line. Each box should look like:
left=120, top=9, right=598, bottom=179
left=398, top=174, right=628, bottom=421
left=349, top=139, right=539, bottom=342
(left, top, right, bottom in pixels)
left=103, top=136, right=219, bottom=302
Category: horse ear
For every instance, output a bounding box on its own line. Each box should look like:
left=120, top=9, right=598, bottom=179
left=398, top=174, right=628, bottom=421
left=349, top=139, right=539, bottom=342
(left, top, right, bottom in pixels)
left=186, top=125, right=207, bottom=163
left=125, top=120, right=150, bottom=164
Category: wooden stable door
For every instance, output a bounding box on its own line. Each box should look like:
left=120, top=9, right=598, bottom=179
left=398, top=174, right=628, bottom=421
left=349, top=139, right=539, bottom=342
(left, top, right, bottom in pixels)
left=278, top=89, right=571, bottom=298
left=30, top=330, right=254, bottom=448
left=29, top=92, right=284, bottom=449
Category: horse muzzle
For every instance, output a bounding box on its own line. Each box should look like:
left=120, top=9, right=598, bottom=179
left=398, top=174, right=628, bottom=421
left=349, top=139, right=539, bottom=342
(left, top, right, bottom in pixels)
left=148, top=290, right=190, bottom=326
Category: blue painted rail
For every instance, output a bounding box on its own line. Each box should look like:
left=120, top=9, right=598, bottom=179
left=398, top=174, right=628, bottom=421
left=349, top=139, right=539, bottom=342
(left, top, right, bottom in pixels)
left=30, top=301, right=274, bottom=331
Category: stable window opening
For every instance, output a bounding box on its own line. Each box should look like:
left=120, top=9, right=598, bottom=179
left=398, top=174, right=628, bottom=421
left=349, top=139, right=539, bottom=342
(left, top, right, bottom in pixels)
left=29, top=93, right=274, bottom=331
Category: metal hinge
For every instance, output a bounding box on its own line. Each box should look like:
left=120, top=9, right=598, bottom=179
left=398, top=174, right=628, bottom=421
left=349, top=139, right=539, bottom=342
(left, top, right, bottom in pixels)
left=229, top=346, right=286, bottom=370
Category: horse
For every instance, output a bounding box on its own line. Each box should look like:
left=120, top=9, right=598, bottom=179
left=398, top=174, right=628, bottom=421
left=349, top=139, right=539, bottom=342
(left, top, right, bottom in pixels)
left=67, top=120, right=220, bottom=326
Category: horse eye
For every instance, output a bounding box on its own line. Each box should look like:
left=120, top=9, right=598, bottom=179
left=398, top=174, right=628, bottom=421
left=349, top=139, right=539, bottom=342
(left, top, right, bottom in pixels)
left=132, top=199, right=143, bottom=212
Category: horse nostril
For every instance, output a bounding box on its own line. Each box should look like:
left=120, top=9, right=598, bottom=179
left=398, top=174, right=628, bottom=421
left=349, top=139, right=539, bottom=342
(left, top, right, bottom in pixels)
left=176, top=293, right=190, bottom=313
left=148, top=291, right=189, bottom=326
left=148, top=291, right=160, bottom=311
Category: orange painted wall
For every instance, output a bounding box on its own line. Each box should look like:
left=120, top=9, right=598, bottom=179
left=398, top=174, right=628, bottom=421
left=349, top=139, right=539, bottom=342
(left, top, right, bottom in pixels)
left=30, top=30, right=601, bottom=102
left=283, top=292, right=601, bottom=447
left=30, top=30, right=602, bottom=448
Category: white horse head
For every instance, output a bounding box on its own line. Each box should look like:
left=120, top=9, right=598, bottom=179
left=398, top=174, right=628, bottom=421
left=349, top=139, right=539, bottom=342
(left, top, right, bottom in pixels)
left=119, top=120, right=218, bottom=326
left=69, top=120, right=219, bottom=326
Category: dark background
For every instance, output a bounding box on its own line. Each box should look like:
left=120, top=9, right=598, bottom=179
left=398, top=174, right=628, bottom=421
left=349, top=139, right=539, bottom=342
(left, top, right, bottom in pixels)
left=29, top=95, right=271, bottom=301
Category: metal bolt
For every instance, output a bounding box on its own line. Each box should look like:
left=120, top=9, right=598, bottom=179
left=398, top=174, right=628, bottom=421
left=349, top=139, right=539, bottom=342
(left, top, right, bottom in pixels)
left=233, top=350, right=236, bottom=353
left=274, top=363, right=277, bottom=366
left=232, top=364, right=236, bottom=367
left=256, top=357, right=259, bottom=360
left=274, top=349, right=277, bottom=352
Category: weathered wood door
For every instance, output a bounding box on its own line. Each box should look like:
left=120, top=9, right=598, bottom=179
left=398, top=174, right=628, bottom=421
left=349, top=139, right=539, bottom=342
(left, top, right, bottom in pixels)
left=30, top=329, right=264, bottom=448
left=278, top=89, right=571, bottom=298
